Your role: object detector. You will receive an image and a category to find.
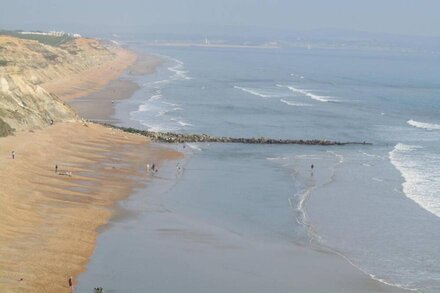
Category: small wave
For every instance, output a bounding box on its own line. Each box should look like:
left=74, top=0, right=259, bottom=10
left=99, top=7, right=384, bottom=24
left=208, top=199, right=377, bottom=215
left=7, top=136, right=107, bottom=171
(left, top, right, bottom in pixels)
left=156, top=107, right=183, bottom=117
left=389, top=143, right=440, bottom=218
left=143, top=79, right=171, bottom=87
left=140, top=123, right=174, bottom=133
left=280, top=99, right=312, bottom=107
left=185, top=143, right=202, bottom=151
left=138, top=104, right=150, bottom=112
left=372, top=177, right=384, bottom=182
left=168, top=58, right=192, bottom=80
left=161, top=101, right=180, bottom=107
left=177, top=120, right=192, bottom=127
left=407, top=119, right=440, bottom=131
left=290, top=73, right=305, bottom=79
left=266, top=156, right=289, bottom=161
left=277, top=84, right=338, bottom=103
left=149, top=94, right=163, bottom=101
left=234, top=86, right=278, bottom=98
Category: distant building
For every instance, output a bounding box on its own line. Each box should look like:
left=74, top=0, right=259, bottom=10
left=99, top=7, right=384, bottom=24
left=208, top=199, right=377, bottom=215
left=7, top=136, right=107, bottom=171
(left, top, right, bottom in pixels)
left=19, top=31, right=82, bottom=38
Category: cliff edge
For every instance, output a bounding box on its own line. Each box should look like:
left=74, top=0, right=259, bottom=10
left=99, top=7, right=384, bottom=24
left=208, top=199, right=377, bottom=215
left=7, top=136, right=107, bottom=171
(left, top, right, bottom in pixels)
left=0, top=35, right=120, bottom=135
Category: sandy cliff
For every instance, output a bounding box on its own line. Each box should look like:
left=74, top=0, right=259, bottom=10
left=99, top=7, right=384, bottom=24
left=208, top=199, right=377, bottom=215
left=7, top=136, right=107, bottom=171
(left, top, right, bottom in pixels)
left=0, top=36, right=123, bottom=135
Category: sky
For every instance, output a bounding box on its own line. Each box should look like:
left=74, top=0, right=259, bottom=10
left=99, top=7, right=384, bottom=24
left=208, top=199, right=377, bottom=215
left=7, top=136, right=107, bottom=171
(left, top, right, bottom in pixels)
left=1, top=0, right=439, bottom=37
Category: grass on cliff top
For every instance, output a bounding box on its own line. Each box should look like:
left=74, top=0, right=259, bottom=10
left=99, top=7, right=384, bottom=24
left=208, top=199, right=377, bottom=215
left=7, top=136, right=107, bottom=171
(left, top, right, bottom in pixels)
left=0, top=30, right=72, bottom=46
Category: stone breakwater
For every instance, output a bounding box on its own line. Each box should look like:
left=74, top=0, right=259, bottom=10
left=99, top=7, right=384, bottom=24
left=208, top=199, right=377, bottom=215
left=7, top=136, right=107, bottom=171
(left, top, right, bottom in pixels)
left=98, top=123, right=371, bottom=146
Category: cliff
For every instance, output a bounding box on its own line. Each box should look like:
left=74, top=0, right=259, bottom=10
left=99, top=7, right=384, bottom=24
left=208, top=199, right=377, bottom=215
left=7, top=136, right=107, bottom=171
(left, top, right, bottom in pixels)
left=0, top=35, right=119, bottom=135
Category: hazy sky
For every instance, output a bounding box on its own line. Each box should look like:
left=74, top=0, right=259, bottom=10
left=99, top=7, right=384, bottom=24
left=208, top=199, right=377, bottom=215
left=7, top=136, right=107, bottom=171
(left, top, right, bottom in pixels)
left=1, top=0, right=439, bottom=37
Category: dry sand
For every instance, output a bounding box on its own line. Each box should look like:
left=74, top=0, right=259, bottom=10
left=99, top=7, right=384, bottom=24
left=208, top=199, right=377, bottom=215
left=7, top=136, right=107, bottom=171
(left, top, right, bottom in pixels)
left=41, top=47, right=137, bottom=102
left=0, top=122, right=181, bottom=292
left=0, top=44, right=174, bottom=292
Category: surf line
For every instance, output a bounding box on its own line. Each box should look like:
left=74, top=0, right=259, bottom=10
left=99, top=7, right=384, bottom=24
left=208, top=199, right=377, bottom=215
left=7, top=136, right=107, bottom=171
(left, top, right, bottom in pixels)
left=94, top=121, right=372, bottom=146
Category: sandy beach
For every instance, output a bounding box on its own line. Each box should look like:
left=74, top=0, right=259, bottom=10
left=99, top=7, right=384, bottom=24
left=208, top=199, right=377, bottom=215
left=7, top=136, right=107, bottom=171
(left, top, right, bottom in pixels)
left=66, top=53, right=163, bottom=122
left=0, top=43, right=179, bottom=292
left=0, top=39, right=410, bottom=292
left=41, top=46, right=137, bottom=102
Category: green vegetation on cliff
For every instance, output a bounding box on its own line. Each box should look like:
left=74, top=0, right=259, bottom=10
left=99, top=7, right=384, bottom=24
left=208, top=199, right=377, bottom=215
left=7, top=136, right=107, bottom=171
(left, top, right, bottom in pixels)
left=0, top=30, right=72, bottom=46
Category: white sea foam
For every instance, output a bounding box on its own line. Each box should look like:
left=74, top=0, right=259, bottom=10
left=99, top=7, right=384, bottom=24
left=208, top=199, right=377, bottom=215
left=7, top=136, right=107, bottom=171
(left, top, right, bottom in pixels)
left=161, top=101, right=180, bottom=107
left=149, top=94, right=163, bottom=101
left=280, top=99, right=312, bottom=107
left=156, top=107, right=183, bottom=117
left=266, top=156, right=289, bottom=161
left=389, top=143, right=440, bottom=218
left=139, top=123, right=170, bottom=133
left=177, top=120, right=192, bottom=127
left=407, top=119, right=440, bottom=131
left=277, top=84, right=338, bottom=103
left=290, top=73, right=305, bottom=79
left=185, top=143, right=202, bottom=151
left=234, top=86, right=281, bottom=98
left=143, top=79, right=171, bottom=87
left=138, top=103, right=151, bottom=112
left=168, top=58, right=192, bottom=80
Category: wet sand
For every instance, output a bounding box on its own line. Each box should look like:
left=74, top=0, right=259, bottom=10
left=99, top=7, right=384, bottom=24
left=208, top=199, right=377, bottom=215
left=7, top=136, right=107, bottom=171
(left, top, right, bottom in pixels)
left=64, top=53, right=162, bottom=122
left=0, top=122, right=181, bottom=292
left=77, top=144, right=405, bottom=293
left=68, top=79, right=140, bottom=123
left=0, top=43, right=176, bottom=292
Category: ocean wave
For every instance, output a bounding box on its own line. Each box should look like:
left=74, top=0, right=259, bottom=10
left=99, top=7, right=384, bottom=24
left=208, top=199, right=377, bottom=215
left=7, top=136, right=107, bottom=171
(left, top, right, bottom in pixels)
left=168, top=58, right=192, bottom=80
left=156, top=107, right=183, bottom=117
left=138, top=103, right=151, bottom=112
left=139, top=122, right=175, bottom=133
left=161, top=101, right=180, bottom=107
left=177, top=120, right=192, bottom=127
left=266, top=156, right=289, bottom=161
left=290, top=73, right=305, bottom=79
left=143, top=79, right=171, bottom=87
left=149, top=94, right=163, bottom=101
left=389, top=143, right=440, bottom=218
left=280, top=99, right=312, bottom=107
left=407, top=119, right=440, bottom=131
left=234, top=86, right=283, bottom=98
left=185, top=143, right=202, bottom=151
left=277, top=84, right=338, bottom=103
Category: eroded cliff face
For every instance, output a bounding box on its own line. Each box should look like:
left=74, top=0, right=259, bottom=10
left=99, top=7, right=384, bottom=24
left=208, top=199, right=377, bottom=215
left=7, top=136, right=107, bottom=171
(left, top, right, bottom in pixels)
left=0, top=36, right=117, bottom=135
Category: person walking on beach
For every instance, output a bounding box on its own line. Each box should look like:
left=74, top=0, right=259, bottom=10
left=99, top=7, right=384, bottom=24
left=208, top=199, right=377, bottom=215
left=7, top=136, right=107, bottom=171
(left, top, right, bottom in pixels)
left=11, top=151, right=15, bottom=159
left=311, top=164, right=314, bottom=176
left=68, top=276, right=73, bottom=292
left=55, top=165, right=58, bottom=173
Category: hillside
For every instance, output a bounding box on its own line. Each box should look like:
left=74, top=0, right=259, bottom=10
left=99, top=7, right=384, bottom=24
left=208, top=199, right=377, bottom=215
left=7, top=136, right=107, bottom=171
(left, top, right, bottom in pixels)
left=0, top=35, right=120, bottom=135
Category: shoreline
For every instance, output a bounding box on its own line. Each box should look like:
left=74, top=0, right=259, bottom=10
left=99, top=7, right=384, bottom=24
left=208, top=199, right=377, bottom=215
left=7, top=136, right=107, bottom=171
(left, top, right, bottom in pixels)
left=0, top=39, right=412, bottom=292
left=72, top=53, right=163, bottom=122
left=0, top=43, right=177, bottom=292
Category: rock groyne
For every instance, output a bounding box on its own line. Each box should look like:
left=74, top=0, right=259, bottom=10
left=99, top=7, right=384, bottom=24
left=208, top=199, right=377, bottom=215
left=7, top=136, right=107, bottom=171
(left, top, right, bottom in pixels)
left=99, top=123, right=371, bottom=146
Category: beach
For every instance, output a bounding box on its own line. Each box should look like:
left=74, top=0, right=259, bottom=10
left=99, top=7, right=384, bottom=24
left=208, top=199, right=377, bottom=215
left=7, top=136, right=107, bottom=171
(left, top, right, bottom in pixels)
left=0, top=44, right=180, bottom=292
left=1, top=37, right=437, bottom=292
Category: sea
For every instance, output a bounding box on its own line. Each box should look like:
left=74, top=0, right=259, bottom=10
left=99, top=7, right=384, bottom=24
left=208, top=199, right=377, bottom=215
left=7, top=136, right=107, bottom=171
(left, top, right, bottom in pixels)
left=77, top=43, right=440, bottom=292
